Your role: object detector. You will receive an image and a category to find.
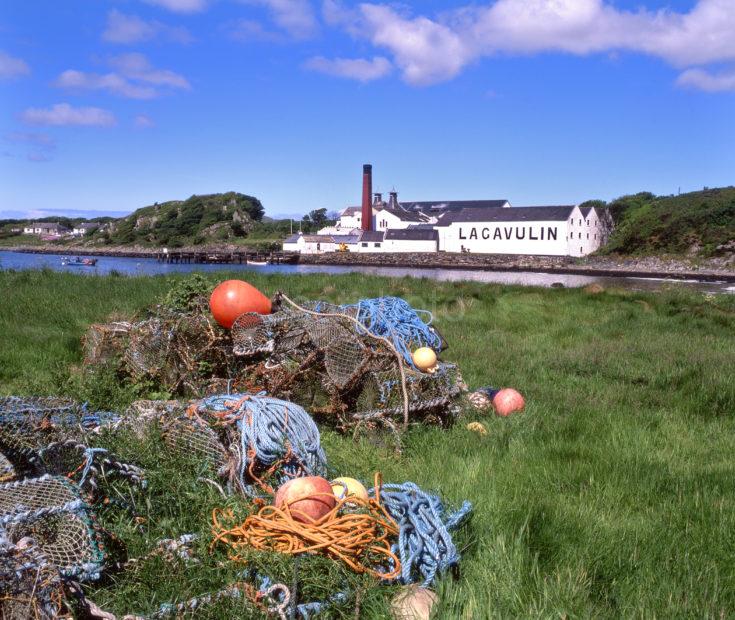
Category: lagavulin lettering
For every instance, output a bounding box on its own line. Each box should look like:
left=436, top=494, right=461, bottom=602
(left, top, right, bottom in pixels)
left=458, top=226, right=557, bottom=241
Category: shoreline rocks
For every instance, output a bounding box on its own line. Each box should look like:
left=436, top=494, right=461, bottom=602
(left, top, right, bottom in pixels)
left=3, top=245, right=734, bottom=281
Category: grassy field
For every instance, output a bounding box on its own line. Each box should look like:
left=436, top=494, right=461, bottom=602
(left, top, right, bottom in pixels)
left=1, top=269, right=734, bottom=618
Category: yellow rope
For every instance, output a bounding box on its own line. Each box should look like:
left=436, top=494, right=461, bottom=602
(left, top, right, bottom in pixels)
left=211, top=473, right=401, bottom=580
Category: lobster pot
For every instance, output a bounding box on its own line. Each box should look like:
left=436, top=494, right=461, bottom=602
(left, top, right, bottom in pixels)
left=0, top=397, right=88, bottom=455
left=0, top=541, right=64, bottom=620
left=82, top=321, right=130, bottom=366
left=0, top=476, right=105, bottom=580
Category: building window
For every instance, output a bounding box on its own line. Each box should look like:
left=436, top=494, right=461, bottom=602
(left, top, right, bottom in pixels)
left=594, top=234, right=597, bottom=239
left=578, top=232, right=581, bottom=239
left=375, top=242, right=381, bottom=247
left=587, top=233, right=589, bottom=239
left=586, top=220, right=589, bottom=226
left=361, top=242, right=368, bottom=247
left=580, top=246, right=583, bottom=253
left=579, top=219, right=582, bottom=225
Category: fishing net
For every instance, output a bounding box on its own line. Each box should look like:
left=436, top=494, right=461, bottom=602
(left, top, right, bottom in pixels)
left=82, top=294, right=466, bottom=432
left=82, top=321, right=131, bottom=367
left=0, top=476, right=105, bottom=581
left=162, top=393, right=328, bottom=497
left=0, top=450, right=14, bottom=482
left=230, top=298, right=465, bottom=430
left=0, top=397, right=141, bottom=491
left=0, top=537, right=65, bottom=620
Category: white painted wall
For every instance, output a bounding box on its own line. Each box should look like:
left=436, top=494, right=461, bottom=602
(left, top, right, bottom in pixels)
left=374, top=209, right=412, bottom=231
left=339, top=211, right=362, bottom=229
left=566, top=207, right=604, bottom=256
left=382, top=238, right=438, bottom=253
left=438, top=220, right=571, bottom=255
left=353, top=241, right=384, bottom=253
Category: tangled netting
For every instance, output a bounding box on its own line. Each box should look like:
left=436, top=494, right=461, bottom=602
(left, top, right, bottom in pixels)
left=0, top=475, right=104, bottom=581
left=374, top=482, right=472, bottom=587
left=164, top=393, right=327, bottom=497
left=0, top=532, right=65, bottom=620
left=83, top=294, right=466, bottom=433
left=0, top=396, right=146, bottom=618
left=0, top=397, right=142, bottom=491
left=313, top=297, right=443, bottom=368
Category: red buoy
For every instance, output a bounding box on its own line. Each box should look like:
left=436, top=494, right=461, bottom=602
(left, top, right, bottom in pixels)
left=274, top=476, right=336, bottom=523
left=493, top=388, right=525, bottom=416
left=209, top=280, right=271, bottom=329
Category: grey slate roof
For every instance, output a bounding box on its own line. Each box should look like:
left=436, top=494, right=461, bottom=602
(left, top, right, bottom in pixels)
left=436, top=205, right=576, bottom=226
left=380, top=206, right=425, bottom=222
left=283, top=234, right=301, bottom=243
left=342, top=200, right=510, bottom=220
left=333, top=234, right=360, bottom=244
left=401, top=200, right=509, bottom=213
left=579, top=207, right=593, bottom=218
left=38, top=222, right=70, bottom=231
left=359, top=230, right=385, bottom=242
left=385, top=228, right=438, bottom=241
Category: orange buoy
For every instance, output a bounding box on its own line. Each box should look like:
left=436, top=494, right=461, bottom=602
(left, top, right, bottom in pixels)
left=492, top=388, right=525, bottom=416
left=209, top=280, right=271, bottom=328
left=274, top=476, right=336, bottom=523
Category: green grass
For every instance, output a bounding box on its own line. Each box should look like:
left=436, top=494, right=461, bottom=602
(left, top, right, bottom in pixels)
left=1, top=269, right=734, bottom=618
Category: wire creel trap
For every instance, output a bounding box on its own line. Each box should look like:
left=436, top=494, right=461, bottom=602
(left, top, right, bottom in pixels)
left=178, top=393, right=328, bottom=496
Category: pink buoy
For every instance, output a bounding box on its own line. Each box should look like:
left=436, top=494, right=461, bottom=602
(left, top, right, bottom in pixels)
left=492, top=388, right=525, bottom=416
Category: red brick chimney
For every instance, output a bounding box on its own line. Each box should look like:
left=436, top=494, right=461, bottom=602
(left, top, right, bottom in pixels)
left=361, top=164, right=373, bottom=231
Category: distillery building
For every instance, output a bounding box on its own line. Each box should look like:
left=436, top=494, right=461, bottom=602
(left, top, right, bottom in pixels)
left=283, top=165, right=609, bottom=257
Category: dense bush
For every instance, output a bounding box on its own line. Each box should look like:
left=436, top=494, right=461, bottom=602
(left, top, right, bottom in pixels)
left=598, top=187, right=735, bottom=256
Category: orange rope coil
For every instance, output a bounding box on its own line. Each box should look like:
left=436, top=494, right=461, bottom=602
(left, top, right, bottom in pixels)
left=211, top=473, right=401, bottom=580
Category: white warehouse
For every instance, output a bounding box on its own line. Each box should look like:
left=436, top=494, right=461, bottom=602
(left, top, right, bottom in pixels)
left=283, top=165, right=610, bottom=257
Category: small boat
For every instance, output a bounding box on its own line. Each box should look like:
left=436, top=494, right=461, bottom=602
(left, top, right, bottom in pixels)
left=248, top=260, right=268, bottom=266
left=62, top=256, right=98, bottom=267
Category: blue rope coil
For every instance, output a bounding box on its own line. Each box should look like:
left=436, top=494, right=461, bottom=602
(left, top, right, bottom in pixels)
left=314, top=297, right=442, bottom=368
left=192, top=394, right=328, bottom=497
left=372, top=482, right=472, bottom=587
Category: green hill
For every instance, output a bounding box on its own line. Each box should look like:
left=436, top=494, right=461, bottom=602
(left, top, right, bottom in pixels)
left=97, top=192, right=265, bottom=248
left=595, top=186, right=735, bottom=257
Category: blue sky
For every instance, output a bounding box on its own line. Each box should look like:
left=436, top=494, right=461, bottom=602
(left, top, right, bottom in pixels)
left=1, top=0, right=733, bottom=219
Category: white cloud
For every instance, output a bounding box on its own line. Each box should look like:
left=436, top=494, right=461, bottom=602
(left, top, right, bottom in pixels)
left=55, top=70, right=159, bottom=99
left=102, top=10, right=193, bottom=44
left=243, top=0, right=318, bottom=39
left=134, top=114, right=156, bottom=128
left=143, top=0, right=207, bottom=13
left=54, top=54, right=190, bottom=100
left=321, top=0, right=735, bottom=89
left=0, top=51, right=30, bottom=79
left=305, top=55, right=392, bottom=82
left=21, top=103, right=116, bottom=127
left=676, top=67, right=735, bottom=92
left=110, top=53, right=191, bottom=89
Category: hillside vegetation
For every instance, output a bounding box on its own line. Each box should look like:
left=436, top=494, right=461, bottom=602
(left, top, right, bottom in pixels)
left=595, top=186, right=735, bottom=257
left=94, top=192, right=265, bottom=248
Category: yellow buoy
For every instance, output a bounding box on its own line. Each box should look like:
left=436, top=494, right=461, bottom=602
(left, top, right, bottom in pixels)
left=412, top=347, right=438, bottom=372
left=331, top=477, right=369, bottom=503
